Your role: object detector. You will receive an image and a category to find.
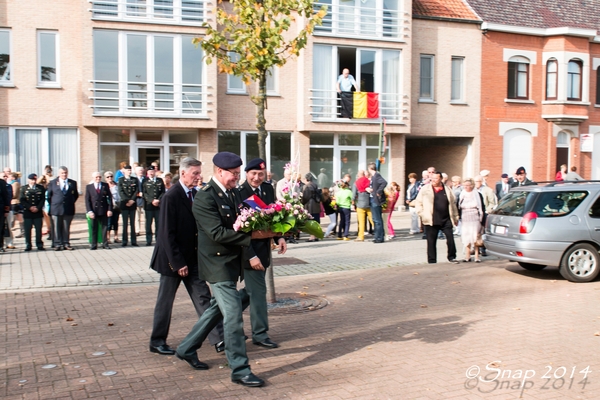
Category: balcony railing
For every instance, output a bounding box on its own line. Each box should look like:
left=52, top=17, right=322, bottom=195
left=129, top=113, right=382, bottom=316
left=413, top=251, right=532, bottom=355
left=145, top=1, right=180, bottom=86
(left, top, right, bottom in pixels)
left=310, top=89, right=404, bottom=122
left=313, top=1, right=404, bottom=40
left=88, top=0, right=210, bottom=25
left=89, top=79, right=211, bottom=117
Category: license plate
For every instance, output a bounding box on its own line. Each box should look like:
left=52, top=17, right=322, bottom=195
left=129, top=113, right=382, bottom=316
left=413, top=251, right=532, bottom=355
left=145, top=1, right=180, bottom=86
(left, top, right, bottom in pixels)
left=494, top=225, right=507, bottom=234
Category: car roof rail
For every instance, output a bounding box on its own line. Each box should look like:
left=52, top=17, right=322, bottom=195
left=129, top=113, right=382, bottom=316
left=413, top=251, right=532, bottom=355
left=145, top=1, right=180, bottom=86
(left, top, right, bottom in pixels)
left=541, top=180, right=600, bottom=187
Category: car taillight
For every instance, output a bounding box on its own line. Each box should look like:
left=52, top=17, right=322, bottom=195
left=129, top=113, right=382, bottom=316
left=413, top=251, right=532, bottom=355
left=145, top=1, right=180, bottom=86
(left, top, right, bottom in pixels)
left=519, top=212, right=537, bottom=234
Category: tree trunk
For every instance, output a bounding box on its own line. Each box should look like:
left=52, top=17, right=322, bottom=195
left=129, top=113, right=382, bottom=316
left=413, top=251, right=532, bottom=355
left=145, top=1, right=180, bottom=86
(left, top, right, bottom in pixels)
left=255, top=71, right=277, bottom=304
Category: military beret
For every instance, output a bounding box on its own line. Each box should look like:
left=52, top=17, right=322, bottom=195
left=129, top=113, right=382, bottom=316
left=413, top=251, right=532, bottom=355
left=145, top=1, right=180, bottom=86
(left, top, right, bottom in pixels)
left=28, top=173, right=37, bottom=180
left=516, top=166, right=526, bottom=175
left=213, top=152, right=243, bottom=169
left=501, top=173, right=509, bottom=178
left=245, top=158, right=266, bottom=172
left=124, top=165, right=132, bottom=170
left=147, top=165, right=155, bottom=171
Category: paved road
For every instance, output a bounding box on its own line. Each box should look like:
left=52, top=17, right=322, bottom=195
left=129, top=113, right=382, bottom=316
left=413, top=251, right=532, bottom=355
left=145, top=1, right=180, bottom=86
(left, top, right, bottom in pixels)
left=2, top=212, right=599, bottom=399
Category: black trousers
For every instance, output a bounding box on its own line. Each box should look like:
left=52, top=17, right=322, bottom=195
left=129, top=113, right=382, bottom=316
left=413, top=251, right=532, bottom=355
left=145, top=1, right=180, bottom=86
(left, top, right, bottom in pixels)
left=90, top=215, right=108, bottom=246
left=24, top=217, right=43, bottom=249
left=150, top=269, right=224, bottom=347
left=121, top=209, right=137, bottom=244
left=425, top=219, right=457, bottom=263
left=0, top=212, right=5, bottom=249
left=145, top=209, right=159, bottom=245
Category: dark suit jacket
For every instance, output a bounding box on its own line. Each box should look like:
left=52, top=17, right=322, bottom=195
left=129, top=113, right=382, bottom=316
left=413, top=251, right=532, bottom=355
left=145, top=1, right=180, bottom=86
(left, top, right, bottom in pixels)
left=238, top=181, right=280, bottom=269
left=0, top=179, right=11, bottom=213
left=370, top=172, right=388, bottom=206
left=150, top=182, right=197, bottom=277
left=495, top=182, right=511, bottom=199
left=47, top=178, right=79, bottom=216
left=85, top=182, right=113, bottom=216
left=193, top=178, right=252, bottom=283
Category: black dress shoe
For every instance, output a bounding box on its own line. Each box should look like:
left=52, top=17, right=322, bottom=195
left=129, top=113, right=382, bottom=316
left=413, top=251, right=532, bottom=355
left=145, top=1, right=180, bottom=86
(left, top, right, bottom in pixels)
left=102, top=245, right=111, bottom=250
left=37, top=247, right=45, bottom=251
left=64, top=246, right=74, bottom=251
left=131, top=243, right=139, bottom=247
left=232, top=373, right=264, bottom=387
left=122, top=243, right=127, bottom=247
left=214, top=341, right=225, bottom=353
left=90, top=245, right=97, bottom=250
left=25, top=247, right=32, bottom=252
left=175, top=353, right=209, bottom=370
left=149, top=344, right=175, bottom=355
left=253, top=338, right=279, bottom=349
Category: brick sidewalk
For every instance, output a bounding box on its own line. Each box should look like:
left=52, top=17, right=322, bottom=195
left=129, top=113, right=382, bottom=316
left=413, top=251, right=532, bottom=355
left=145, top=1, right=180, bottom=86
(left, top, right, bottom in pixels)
left=2, top=259, right=599, bottom=399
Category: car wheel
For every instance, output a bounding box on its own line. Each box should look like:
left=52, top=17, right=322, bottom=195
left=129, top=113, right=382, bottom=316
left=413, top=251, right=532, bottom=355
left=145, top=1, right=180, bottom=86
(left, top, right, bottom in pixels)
left=517, top=262, right=546, bottom=271
left=559, top=243, right=600, bottom=283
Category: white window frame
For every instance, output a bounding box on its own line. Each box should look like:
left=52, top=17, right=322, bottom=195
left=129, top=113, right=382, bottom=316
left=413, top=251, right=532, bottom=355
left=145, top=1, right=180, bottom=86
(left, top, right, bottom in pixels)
left=0, top=29, right=12, bottom=85
left=450, top=56, right=464, bottom=103
left=266, top=66, right=278, bottom=95
left=89, top=0, right=208, bottom=26
left=37, top=30, right=60, bottom=88
left=419, top=54, right=434, bottom=102
left=226, top=52, right=246, bottom=94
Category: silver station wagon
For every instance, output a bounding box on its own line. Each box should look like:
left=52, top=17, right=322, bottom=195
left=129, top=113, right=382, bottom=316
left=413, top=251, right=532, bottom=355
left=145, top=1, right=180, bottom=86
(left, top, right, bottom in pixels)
left=483, top=181, right=600, bottom=282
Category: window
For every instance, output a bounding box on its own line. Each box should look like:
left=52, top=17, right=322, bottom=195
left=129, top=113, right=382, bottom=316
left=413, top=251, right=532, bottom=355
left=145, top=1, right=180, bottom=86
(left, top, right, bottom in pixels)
left=314, top=0, right=401, bottom=40
left=266, top=66, right=277, bottom=94
left=90, top=0, right=207, bottom=25
left=534, top=191, right=587, bottom=217
left=596, top=68, right=600, bottom=105
left=507, top=57, right=529, bottom=99
left=546, top=59, right=558, bottom=100
left=37, top=31, right=59, bottom=87
left=0, top=30, right=11, bottom=84
left=567, top=59, right=582, bottom=101
left=451, top=56, right=464, bottom=102
left=503, top=128, right=532, bottom=180
left=91, top=30, right=207, bottom=116
left=227, top=58, right=277, bottom=95
left=419, top=55, right=434, bottom=101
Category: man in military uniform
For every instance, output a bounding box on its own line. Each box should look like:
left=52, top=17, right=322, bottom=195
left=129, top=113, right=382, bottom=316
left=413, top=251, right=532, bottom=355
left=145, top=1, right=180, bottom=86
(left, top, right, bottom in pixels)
left=142, top=166, right=165, bottom=246
left=134, top=166, right=146, bottom=237
left=1, top=174, right=12, bottom=253
left=176, top=152, right=272, bottom=388
left=20, top=174, right=46, bottom=251
left=238, top=158, right=286, bottom=349
left=118, top=165, right=139, bottom=247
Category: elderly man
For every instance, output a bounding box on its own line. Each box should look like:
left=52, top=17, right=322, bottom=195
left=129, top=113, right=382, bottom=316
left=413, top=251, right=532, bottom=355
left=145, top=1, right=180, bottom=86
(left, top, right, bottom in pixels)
left=495, top=173, right=511, bottom=200
left=176, top=152, right=273, bottom=387
left=85, top=172, right=113, bottom=250
left=511, top=166, right=536, bottom=187
left=47, top=166, right=79, bottom=251
left=0, top=173, right=11, bottom=253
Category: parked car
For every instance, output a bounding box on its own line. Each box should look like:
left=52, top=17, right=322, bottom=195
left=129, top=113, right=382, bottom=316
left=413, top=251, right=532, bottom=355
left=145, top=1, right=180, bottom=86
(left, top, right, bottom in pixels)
left=483, top=181, right=600, bottom=282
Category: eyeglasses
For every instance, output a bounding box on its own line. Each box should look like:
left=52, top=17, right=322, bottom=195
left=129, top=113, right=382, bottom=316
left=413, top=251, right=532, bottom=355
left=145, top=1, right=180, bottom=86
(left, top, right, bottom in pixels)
left=224, top=169, right=241, bottom=178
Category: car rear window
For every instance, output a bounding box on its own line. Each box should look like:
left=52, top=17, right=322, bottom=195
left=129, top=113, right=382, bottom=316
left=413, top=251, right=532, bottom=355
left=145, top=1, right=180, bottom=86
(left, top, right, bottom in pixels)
left=493, top=191, right=530, bottom=216
left=532, top=191, right=588, bottom=217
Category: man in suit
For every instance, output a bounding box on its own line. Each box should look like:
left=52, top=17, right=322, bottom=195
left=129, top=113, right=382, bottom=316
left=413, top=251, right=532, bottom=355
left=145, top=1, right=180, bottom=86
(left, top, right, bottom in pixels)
left=149, top=157, right=224, bottom=356
left=495, top=173, right=511, bottom=200
left=47, top=166, right=79, bottom=251
left=20, top=174, right=46, bottom=251
left=511, top=166, right=536, bottom=187
left=0, top=176, right=10, bottom=253
left=176, top=152, right=270, bottom=388
left=143, top=166, right=165, bottom=246
left=118, top=165, right=139, bottom=246
left=238, top=158, right=287, bottom=349
left=366, top=162, right=387, bottom=243
left=85, top=172, right=113, bottom=250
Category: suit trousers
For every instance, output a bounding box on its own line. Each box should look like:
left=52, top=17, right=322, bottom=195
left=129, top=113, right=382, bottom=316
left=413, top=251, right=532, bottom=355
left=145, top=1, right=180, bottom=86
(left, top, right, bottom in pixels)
left=145, top=210, right=159, bottom=245
left=135, top=206, right=145, bottom=234
left=0, top=212, right=5, bottom=249
left=356, top=207, right=373, bottom=240
left=177, top=281, right=252, bottom=380
left=52, top=214, right=74, bottom=247
left=121, top=209, right=137, bottom=244
left=150, top=271, right=223, bottom=347
left=370, top=201, right=384, bottom=242
left=425, top=219, right=457, bottom=264
left=243, top=268, right=269, bottom=342
left=24, top=218, right=43, bottom=249
left=90, top=215, right=108, bottom=246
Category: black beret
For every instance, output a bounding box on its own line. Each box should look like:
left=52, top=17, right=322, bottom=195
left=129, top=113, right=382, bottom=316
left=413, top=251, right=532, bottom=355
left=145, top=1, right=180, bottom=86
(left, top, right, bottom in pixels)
left=213, top=152, right=243, bottom=169
left=501, top=173, right=509, bottom=178
left=28, top=173, right=37, bottom=180
left=245, top=158, right=266, bottom=172
left=147, top=165, right=155, bottom=171
left=516, top=166, right=526, bottom=175
left=124, top=165, right=132, bottom=170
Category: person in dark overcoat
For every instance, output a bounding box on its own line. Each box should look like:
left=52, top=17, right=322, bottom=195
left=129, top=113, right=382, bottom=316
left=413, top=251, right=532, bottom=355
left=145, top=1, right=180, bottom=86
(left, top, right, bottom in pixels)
left=85, top=172, right=113, bottom=250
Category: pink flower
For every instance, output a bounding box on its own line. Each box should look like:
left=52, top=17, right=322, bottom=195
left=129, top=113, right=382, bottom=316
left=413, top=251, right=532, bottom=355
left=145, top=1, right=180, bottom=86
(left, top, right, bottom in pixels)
left=282, top=186, right=289, bottom=193
left=274, top=204, right=282, bottom=212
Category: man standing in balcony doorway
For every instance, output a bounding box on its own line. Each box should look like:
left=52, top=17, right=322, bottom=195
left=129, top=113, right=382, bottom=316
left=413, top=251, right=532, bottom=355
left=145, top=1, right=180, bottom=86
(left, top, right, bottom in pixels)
left=336, top=68, right=359, bottom=118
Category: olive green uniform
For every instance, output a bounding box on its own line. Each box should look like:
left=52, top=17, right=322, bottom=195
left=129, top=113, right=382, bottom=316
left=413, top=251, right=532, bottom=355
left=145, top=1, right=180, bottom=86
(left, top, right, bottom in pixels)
left=143, top=177, right=165, bottom=245
left=20, top=184, right=46, bottom=250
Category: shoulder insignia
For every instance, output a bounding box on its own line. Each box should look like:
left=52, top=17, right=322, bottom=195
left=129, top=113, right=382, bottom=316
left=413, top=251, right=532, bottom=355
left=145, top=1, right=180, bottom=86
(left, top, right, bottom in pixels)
left=202, top=185, right=211, bottom=191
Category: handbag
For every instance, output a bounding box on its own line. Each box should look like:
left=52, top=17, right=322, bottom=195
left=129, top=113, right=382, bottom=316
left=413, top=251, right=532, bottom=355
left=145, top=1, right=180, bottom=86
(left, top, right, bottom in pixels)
left=475, top=234, right=484, bottom=248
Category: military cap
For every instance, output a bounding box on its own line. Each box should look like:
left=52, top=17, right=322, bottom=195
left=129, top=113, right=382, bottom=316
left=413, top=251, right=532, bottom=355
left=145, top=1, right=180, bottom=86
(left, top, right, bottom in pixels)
left=501, top=173, right=509, bottom=178
left=147, top=165, right=155, bottom=171
left=213, top=152, right=243, bottom=169
left=516, top=166, right=526, bottom=175
left=28, top=173, right=37, bottom=180
left=245, top=158, right=266, bottom=172
left=124, top=165, right=132, bottom=170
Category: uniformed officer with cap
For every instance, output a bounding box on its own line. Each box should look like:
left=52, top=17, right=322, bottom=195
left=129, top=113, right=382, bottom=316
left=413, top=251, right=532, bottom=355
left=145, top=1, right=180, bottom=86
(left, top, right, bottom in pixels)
left=20, top=174, right=46, bottom=251
left=118, top=165, right=140, bottom=246
left=176, top=151, right=274, bottom=388
left=142, top=165, right=165, bottom=246
left=238, top=158, right=286, bottom=349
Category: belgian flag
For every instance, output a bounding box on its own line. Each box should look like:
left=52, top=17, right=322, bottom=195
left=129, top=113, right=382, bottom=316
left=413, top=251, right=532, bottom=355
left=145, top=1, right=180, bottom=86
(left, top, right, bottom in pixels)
left=340, top=92, right=379, bottom=119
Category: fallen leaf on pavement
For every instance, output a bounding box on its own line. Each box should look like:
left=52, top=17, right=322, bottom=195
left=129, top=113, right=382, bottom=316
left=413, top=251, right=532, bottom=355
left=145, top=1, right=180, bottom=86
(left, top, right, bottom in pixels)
left=358, top=295, right=363, bottom=299
left=420, top=304, right=428, bottom=308
left=66, top=317, right=74, bottom=322
left=107, top=323, right=114, bottom=326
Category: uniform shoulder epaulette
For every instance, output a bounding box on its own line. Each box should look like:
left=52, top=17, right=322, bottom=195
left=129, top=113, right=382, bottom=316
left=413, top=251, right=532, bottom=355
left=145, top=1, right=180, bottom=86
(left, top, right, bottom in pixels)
left=201, top=185, right=211, bottom=191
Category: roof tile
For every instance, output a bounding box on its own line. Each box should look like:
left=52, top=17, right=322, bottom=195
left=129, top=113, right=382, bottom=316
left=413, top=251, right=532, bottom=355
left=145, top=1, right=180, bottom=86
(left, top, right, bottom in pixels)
left=413, top=0, right=480, bottom=21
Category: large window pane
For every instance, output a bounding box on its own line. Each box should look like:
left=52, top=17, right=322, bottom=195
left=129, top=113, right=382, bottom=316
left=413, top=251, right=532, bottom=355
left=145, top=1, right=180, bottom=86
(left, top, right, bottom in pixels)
left=567, top=60, right=582, bottom=101
left=312, top=45, right=334, bottom=119
left=546, top=60, right=557, bottom=100
left=155, top=36, right=174, bottom=110
left=383, top=0, right=399, bottom=37
left=136, top=130, right=163, bottom=141
left=269, top=132, right=291, bottom=182
left=182, top=36, right=203, bottom=113
left=93, top=30, right=119, bottom=112
left=310, top=148, right=334, bottom=188
left=360, top=50, right=375, bottom=92
left=218, top=131, right=241, bottom=154
left=310, top=133, right=334, bottom=146
left=451, top=57, right=463, bottom=101
left=339, top=134, right=361, bottom=146
left=169, top=130, right=197, bottom=143
left=382, top=50, right=400, bottom=118
left=49, top=129, right=79, bottom=183
left=0, top=128, right=8, bottom=169
left=245, top=133, right=259, bottom=162
left=227, top=52, right=245, bottom=92
left=127, top=34, right=148, bottom=110
left=0, top=30, right=10, bottom=82
left=419, top=55, right=433, bottom=100
left=169, top=146, right=197, bottom=173
left=16, top=129, right=42, bottom=178
left=100, top=129, right=130, bottom=143
left=154, top=0, right=173, bottom=18
left=101, top=145, right=130, bottom=174
left=182, top=0, right=204, bottom=21
left=39, top=32, right=57, bottom=83
left=339, top=149, right=359, bottom=184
